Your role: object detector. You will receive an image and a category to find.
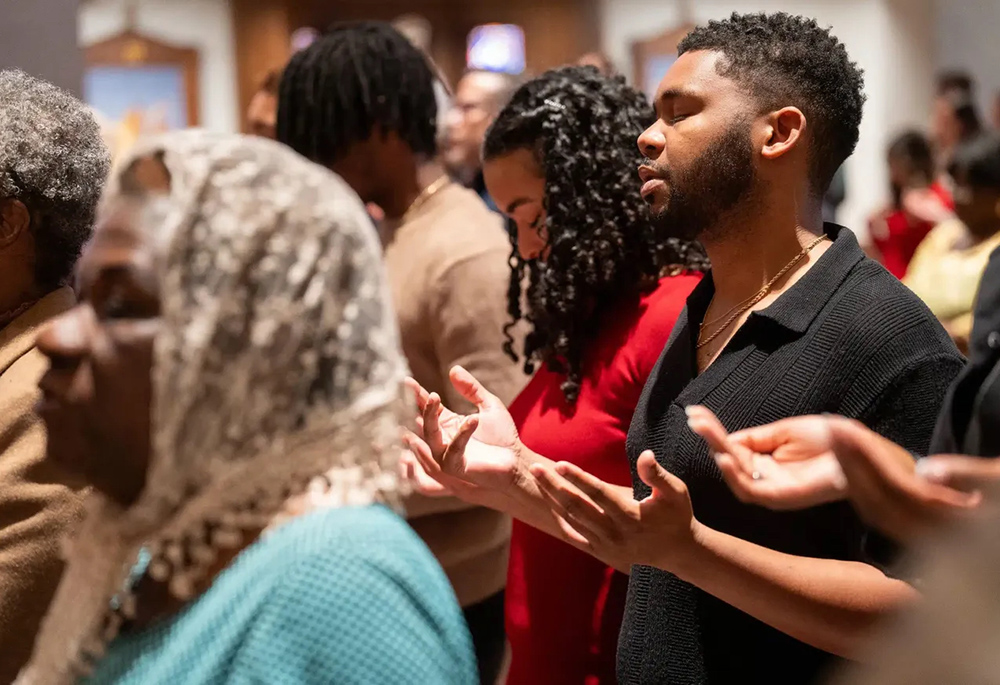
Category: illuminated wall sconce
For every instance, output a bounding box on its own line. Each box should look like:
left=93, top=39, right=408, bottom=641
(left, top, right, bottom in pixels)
left=467, top=24, right=525, bottom=74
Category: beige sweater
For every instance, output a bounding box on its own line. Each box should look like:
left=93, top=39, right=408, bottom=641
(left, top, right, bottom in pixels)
left=0, top=288, right=82, bottom=682
left=384, top=182, right=525, bottom=607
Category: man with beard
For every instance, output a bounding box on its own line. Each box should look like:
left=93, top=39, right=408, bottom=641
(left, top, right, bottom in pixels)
left=403, top=12, right=965, bottom=684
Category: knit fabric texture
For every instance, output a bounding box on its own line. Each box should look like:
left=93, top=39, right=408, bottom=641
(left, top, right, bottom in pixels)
left=619, top=225, right=965, bottom=684
left=83, top=506, right=477, bottom=684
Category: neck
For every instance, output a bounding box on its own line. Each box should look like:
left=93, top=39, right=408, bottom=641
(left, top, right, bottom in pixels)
left=0, top=283, right=42, bottom=330
left=968, top=219, right=1000, bottom=243
left=702, top=194, right=826, bottom=304
left=381, top=158, right=446, bottom=221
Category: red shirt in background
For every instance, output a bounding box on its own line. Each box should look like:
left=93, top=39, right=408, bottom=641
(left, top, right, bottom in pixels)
left=505, top=273, right=701, bottom=685
left=871, top=182, right=954, bottom=279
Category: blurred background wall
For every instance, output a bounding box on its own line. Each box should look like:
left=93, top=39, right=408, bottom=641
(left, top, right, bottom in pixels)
left=0, top=0, right=83, bottom=95
left=4, top=0, right=1000, bottom=243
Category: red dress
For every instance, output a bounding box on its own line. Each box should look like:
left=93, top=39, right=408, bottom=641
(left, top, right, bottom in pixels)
left=871, top=182, right=953, bottom=279
left=505, top=274, right=700, bottom=685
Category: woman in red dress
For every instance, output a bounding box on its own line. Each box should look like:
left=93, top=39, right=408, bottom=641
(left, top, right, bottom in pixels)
left=477, top=66, right=707, bottom=684
left=868, top=131, right=954, bottom=278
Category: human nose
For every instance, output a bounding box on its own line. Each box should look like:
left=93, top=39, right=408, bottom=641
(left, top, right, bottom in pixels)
left=638, top=123, right=666, bottom=161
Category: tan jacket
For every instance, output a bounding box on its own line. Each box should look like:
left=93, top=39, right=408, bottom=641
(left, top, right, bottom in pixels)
left=384, top=182, right=525, bottom=607
left=0, top=288, right=81, bottom=681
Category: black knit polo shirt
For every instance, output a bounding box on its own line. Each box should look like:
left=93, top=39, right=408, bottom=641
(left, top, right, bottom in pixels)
left=619, top=225, right=964, bottom=684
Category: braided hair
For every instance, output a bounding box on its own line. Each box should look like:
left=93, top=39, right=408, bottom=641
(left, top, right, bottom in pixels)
left=276, top=21, right=437, bottom=164
left=484, top=66, right=709, bottom=404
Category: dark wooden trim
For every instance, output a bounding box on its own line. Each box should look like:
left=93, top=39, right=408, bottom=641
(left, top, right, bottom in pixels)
left=84, top=30, right=201, bottom=127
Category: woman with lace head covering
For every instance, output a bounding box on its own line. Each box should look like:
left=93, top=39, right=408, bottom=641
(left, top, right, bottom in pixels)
left=18, top=131, right=476, bottom=685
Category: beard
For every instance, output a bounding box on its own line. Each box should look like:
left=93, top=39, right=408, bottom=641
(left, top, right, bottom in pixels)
left=649, top=121, right=758, bottom=242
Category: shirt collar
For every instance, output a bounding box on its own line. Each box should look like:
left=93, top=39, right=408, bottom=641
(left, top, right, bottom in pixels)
left=686, top=224, right=866, bottom=336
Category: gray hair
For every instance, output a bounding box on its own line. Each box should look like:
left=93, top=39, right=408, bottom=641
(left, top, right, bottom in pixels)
left=0, top=70, right=110, bottom=290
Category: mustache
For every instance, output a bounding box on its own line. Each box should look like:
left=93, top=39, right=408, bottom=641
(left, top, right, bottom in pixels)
left=643, top=160, right=672, bottom=181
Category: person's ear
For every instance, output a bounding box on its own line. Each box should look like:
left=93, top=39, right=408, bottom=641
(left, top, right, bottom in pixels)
left=0, top=197, right=31, bottom=250
left=760, top=107, right=807, bottom=161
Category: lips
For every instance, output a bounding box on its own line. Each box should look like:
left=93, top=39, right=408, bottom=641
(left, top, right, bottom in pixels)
left=638, top=165, right=668, bottom=200
left=638, top=165, right=664, bottom=184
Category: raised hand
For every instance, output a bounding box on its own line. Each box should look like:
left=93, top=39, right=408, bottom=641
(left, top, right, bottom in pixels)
left=685, top=406, right=848, bottom=510
left=403, top=366, right=524, bottom=505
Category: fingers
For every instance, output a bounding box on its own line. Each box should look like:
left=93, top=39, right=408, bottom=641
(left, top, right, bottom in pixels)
left=685, top=406, right=753, bottom=474
left=728, top=421, right=791, bottom=454
left=552, top=462, right=627, bottom=517
left=729, top=415, right=829, bottom=461
left=399, top=449, right=453, bottom=497
left=828, top=418, right=963, bottom=541
left=422, top=393, right=446, bottom=456
left=449, top=366, right=498, bottom=410
left=403, top=429, right=443, bottom=480
left=917, top=455, right=1000, bottom=494
left=548, top=512, right=595, bottom=549
left=714, top=452, right=764, bottom=505
left=442, top=416, right=479, bottom=472
left=404, top=377, right=431, bottom=411
left=637, top=451, right=687, bottom=497
left=685, top=406, right=731, bottom=454
left=531, top=463, right=614, bottom=541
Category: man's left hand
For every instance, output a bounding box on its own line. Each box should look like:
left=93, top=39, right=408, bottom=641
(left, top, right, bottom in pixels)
left=529, top=451, right=699, bottom=574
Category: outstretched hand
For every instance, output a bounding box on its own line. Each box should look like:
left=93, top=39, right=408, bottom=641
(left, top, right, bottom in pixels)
left=529, top=452, right=698, bottom=574
left=402, top=366, right=524, bottom=507
left=828, top=418, right=983, bottom=543
left=686, top=405, right=990, bottom=543
left=686, top=406, right=848, bottom=510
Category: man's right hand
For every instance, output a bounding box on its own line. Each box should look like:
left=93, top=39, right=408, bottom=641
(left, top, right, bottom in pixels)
left=403, top=366, right=524, bottom=507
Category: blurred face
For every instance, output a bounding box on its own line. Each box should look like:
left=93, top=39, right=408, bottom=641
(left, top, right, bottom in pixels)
left=246, top=90, right=277, bottom=140
left=482, top=147, right=548, bottom=260
left=35, top=163, right=165, bottom=507
left=953, top=170, right=1000, bottom=235
left=932, top=96, right=962, bottom=151
left=444, top=72, right=508, bottom=181
left=329, top=139, right=385, bottom=208
left=637, top=50, right=757, bottom=242
left=888, top=155, right=911, bottom=190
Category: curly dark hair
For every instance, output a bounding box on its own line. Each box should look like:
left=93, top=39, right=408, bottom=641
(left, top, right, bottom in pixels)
left=277, top=21, right=437, bottom=164
left=679, top=12, right=866, bottom=192
left=0, top=70, right=110, bottom=291
left=483, top=65, right=708, bottom=404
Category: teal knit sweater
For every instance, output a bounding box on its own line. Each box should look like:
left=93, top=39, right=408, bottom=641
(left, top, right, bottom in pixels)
left=83, top=506, right=477, bottom=684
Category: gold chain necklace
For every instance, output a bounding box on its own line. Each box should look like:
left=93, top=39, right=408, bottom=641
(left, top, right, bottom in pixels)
left=401, top=175, right=449, bottom=225
left=697, top=234, right=828, bottom=351
left=0, top=298, right=37, bottom=330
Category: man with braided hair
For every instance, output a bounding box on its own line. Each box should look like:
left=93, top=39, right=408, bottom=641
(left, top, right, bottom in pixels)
left=277, top=22, right=523, bottom=684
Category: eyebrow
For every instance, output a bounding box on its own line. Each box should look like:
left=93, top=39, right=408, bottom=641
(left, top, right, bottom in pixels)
left=504, top=197, right=536, bottom=214
left=657, top=87, right=697, bottom=104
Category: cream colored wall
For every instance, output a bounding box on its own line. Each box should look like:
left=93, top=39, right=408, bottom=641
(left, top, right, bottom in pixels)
left=79, top=0, right=239, bottom=133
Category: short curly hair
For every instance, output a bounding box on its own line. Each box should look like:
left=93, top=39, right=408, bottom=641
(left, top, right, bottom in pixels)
left=484, top=66, right=709, bottom=404
left=0, top=70, right=110, bottom=290
left=679, top=12, right=866, bottom=192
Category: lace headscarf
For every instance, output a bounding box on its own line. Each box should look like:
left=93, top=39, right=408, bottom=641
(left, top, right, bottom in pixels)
left=19, top=131, right=411, bottom=684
